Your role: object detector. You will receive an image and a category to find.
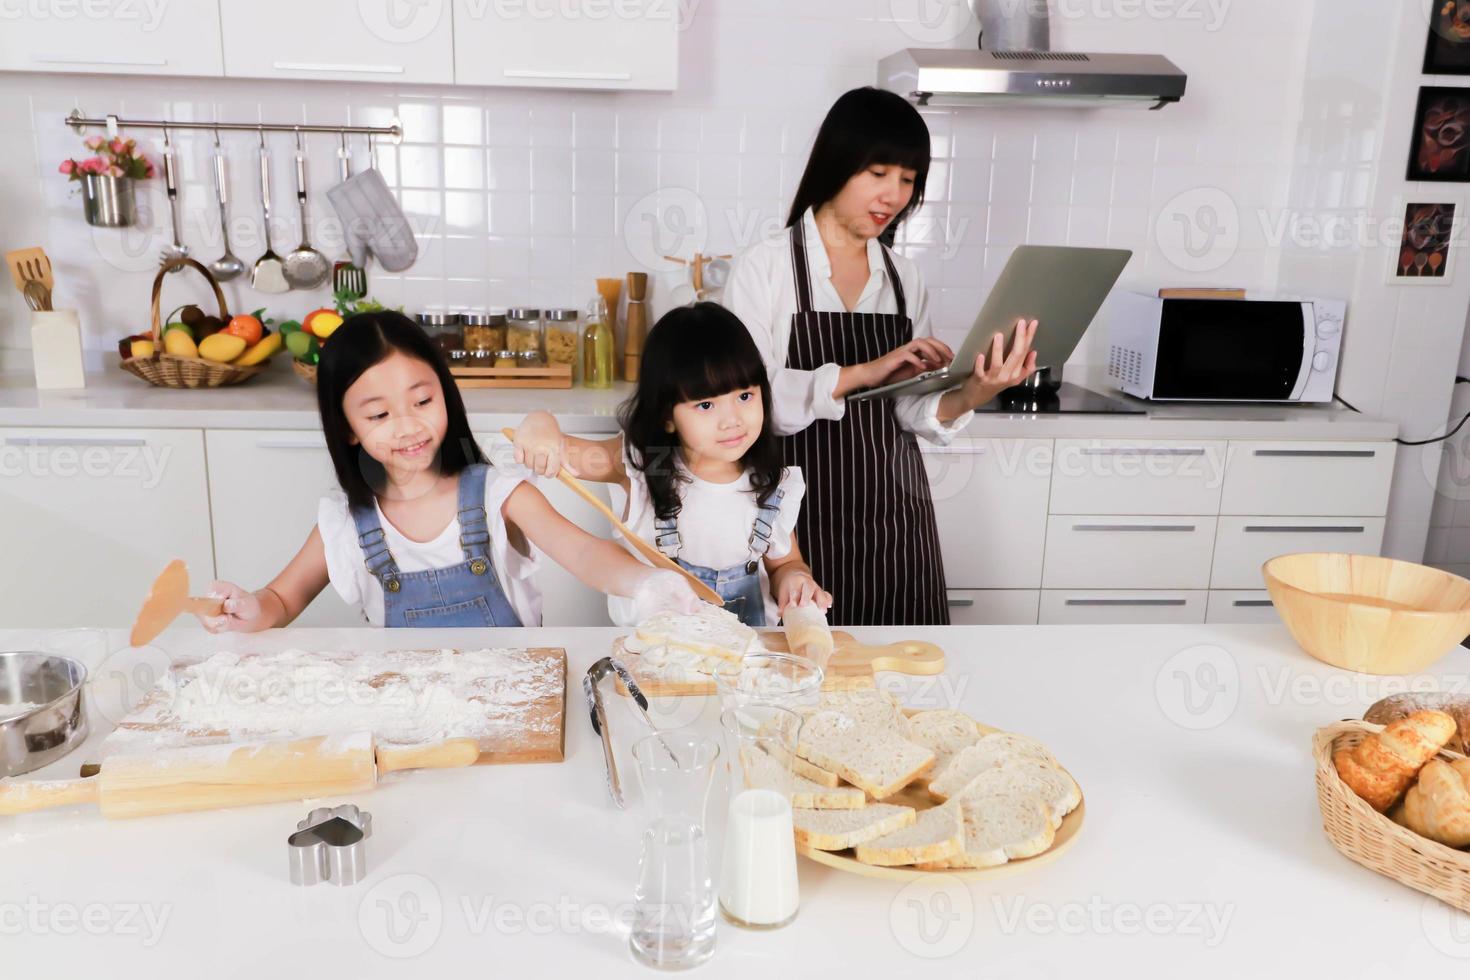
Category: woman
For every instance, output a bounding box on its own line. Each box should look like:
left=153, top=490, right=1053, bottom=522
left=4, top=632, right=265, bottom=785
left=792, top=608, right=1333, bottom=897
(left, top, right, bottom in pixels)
left=724, top=87, right=1038, bottom=626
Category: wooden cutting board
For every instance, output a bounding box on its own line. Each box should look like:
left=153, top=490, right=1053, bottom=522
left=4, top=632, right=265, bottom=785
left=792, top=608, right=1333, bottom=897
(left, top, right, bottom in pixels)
left=86, top=647, right=567, bottom=774
left=612, top=631, right=945, bottom=698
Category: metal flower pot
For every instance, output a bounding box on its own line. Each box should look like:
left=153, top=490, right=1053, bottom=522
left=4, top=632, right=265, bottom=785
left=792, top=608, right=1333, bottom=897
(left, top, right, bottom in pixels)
left=81, top=173, right=137, bottom=227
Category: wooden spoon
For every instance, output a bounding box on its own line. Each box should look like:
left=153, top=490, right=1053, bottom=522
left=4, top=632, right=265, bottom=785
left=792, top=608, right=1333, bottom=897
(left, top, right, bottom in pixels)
left=500, top=428, right=724, bottom=607
left=129, top=559, right=225, bottom=648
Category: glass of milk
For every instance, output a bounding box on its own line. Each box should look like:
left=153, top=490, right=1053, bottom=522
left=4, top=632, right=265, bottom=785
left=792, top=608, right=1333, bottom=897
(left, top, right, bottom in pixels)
left=717, top=704, right=802, bottom=929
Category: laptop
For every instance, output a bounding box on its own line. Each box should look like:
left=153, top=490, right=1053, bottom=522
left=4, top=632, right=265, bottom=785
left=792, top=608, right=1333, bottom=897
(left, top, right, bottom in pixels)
left=848, top=245, right=1133, bottom=401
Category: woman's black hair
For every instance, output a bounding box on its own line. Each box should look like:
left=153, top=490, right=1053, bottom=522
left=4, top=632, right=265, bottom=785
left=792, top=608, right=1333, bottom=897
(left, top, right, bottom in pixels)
left=786, top=86, right=932, bottom=244
left=619, top=302, right=783, bottom=522
left=316, top=310, right=487, bottom=511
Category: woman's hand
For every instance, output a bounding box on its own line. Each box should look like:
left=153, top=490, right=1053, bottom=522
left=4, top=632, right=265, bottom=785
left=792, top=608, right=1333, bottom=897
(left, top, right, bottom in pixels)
left=868, top=337, right=954, bottom=387
left=512, top=411, right=576, bottom=478
left=630, top=570, right=706, bottom=620
left=960, top=318, right=1039, bottom=409
left=776, top=569, right=832, bottom=614
left=199, top=581, right=263, bottom=633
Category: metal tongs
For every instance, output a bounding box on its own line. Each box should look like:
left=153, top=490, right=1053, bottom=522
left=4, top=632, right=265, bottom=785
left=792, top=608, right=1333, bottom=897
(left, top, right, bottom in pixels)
left=583, top=657, right=677, bottom=809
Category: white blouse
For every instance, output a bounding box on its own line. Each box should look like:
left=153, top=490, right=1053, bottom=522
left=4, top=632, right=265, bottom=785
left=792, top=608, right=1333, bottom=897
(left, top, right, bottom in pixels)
left=608, top=444, right=806, bottom=627
left=317, top=467, right=543, bottom=627
left=723, top=208, right=974, bottom=442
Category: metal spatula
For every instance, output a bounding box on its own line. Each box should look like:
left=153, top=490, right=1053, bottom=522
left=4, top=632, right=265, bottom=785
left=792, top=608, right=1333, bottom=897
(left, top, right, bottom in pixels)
left=129, top=559, right=224, bottom=648
left=251, top=131, right=290, bottom=294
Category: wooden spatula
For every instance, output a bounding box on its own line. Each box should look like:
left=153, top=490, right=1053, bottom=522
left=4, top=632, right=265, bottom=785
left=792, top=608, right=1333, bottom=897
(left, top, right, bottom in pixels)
left=0, top=733, right=481, bottom=819
left=500, top=427, right=724, bottom=607
left=129, top=559, right=225, bottom=648
left=5, top=247, right=52, bottom=292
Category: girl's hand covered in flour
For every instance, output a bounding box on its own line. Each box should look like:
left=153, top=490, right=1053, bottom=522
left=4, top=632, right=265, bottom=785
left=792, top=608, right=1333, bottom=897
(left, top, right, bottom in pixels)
left=198, top=581, right=264, bottom=633
left=630, top=570, right=705, bottom=621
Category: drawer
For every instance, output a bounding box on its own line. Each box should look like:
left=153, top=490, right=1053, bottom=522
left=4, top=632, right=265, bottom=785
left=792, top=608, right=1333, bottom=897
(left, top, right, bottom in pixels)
left=1207, top=590, right=1280, bottom=624
left=1040, top=591, right=1207, bottom=625
left=1210, top=517, right=1386, bottom=589
left=1042, top=516, right=1217, bottom=589
left=945, top=590, right=1040, bottom=625
left=922, top=438, right=1051, bottom=589
left=1220, top=442, right=1395, bottom=516
left=1049, top=439, right=1227, bottom=515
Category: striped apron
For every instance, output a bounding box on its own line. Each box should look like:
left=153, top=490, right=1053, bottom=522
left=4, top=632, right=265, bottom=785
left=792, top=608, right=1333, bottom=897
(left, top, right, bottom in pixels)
left=780, top=221, right=949, bottom=626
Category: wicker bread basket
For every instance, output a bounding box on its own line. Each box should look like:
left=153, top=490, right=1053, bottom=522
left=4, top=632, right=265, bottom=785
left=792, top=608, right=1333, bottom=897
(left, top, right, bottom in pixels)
left=120, top=258, right=264, bottom=388
left=291, top=359, right=317, bottom=384
left=1314, top=719, right=1470, bottom=912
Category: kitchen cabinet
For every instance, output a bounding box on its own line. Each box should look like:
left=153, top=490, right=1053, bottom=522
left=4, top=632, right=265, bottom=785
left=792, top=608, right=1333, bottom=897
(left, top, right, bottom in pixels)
left=0, top=3, right=223, bottom=76
left=1042, top=515, right=1218, bottom=590
left=0, top=428, right=213, bottom=627
left=922, top=438, right=1051, bottom=589
left=1048, top=439, right=1227, bottom=515
left=945, top=589, right=1040, bottom=626
left=1039, top=590, right=1207, bottom=625
left=1219, top=442, right=1396, bottom=516
left=1206, top=590, right=1278, bottom=625
left=218, top=0, right=455, bottom=84
left=1210, top=516, right=1386, bottom=590
left=451, top=0, right=679, bottom=90
left=205, top=431, right=362, bottom=628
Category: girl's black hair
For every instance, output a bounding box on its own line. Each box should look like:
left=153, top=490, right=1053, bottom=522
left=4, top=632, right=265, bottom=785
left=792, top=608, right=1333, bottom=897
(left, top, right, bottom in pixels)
left=786, top=86, right=932, bottom=245
left=619, top=303, right=783, bottom=522
left=316, top=310, right=487, bottom=511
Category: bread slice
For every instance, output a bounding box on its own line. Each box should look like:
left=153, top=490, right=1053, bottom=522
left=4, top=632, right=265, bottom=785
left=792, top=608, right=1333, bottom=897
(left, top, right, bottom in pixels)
left=907, top=710, right=982, bottom=774
left=853, top=803, right=965, bottom=866
left=919, top=792, right=1055, bottom=869
left=797, top=710, right=935, bottom=799
left=798, top=690, right=909, bottom=738
left=954, top=760, right=1081, bottom=825
left=742, top=746, right=864, bottom=809
left=633, top=604, right=758, bottom=665
left=928, top=732, right=1058, bottom=801
left=793, top=804, right=914, bottom=850
left=791, top=755, right=841, bottom=788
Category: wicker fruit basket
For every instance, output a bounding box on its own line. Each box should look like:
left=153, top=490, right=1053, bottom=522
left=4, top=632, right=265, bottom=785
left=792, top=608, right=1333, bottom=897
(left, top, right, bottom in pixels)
left=292, top=359, right=317, bottom=384
left=1314, top=719, right=1470, bottom=912
left=120, top=258, right=265, bottom=389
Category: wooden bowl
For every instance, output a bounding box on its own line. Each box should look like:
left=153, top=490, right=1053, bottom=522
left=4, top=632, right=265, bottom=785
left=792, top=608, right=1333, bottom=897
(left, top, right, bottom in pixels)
left=1263, top=553, right=1470, bottom=675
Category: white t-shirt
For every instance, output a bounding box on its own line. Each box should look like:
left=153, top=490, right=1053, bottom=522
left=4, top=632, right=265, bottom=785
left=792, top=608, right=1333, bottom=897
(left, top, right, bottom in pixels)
left=608, top=450, right=806, bottom=628
left=317, top=467, right=542, bottom=627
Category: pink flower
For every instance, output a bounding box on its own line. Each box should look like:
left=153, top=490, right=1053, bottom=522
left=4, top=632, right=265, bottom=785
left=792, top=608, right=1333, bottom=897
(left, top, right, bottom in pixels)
left=109, top=137, right=126, bottom=155
left=83, top=135, right=104, bottom=151
left=80, top=156, right=107, bottom=175
left=107, top=164, right=124, bottom=178
left=143, top=161, right=156, bottom=178
left=58, top=159, right=75, bottom=175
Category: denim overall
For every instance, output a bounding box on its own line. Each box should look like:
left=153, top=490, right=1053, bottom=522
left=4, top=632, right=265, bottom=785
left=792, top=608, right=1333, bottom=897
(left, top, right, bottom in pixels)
left=653, top=488, right=784, bottom=628
left=350, top=463, right=524, bottom=628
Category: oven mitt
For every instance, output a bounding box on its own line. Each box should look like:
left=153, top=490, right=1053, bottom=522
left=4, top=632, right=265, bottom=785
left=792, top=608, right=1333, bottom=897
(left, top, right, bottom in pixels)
left=325, top=167, right=418, bottom=273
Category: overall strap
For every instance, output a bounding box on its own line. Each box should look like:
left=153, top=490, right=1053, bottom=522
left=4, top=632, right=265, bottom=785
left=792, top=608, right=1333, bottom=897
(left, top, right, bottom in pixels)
left=653, top=513, right=682, bottom=560
left=351, top=502, right=402, bottom=591
left=744, top=487, right=786, bottom=572
left=789, top=220, right=815, bottom=315
left=879, top=243, right=907, bottom=321
left=457, top=463, right=492, bottom=563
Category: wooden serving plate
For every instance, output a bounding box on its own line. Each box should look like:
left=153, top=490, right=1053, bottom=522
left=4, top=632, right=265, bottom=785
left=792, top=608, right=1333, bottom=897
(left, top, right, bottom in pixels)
left=796, top=722, right=1085, bottom=882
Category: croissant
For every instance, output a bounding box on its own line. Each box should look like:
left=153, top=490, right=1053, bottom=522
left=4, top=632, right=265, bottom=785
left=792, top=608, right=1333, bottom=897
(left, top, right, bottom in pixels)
left=1334, top=710, right=1458, bottom=812
left=1404, top=758, right=1470, bottom=848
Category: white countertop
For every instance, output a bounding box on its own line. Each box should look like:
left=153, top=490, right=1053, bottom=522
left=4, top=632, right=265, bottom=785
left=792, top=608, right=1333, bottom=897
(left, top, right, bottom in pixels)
left=3, top=623, right=1465, bottom=976
left=0, top=368, right=1399, bottom=441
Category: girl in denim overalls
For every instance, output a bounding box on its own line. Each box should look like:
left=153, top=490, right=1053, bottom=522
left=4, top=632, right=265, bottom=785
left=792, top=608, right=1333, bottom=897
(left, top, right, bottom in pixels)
left=514, top=303, right=832, bottom=628
left=198, top=312, right=703, bottom=632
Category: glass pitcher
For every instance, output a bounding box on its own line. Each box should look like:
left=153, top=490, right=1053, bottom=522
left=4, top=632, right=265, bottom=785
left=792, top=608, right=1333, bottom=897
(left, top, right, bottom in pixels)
left=629, top=732, right=720, bottom=970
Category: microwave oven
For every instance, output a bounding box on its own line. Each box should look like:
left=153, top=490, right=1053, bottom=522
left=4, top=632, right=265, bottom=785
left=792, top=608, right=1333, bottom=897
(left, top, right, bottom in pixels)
left=1105, top=293, right=1344, bottom=403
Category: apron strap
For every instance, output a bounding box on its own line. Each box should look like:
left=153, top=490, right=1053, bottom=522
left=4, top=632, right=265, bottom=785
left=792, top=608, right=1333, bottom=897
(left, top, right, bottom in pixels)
left=457, top=463, right=491, bottom=561
left=879, top=244, right=907, bottom=321
left=789, top=220, right=815, bottom=315
left=350, top=503, right=402, bottom=590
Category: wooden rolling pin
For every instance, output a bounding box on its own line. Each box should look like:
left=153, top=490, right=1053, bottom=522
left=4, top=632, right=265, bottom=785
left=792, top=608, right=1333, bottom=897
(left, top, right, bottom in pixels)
left=0, top=733, right=480, bottom=819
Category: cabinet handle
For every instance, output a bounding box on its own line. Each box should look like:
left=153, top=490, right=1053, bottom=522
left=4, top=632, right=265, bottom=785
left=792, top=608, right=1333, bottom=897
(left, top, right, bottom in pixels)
left=4, top=437, right=147, bottom=448
left=255, top=439, right=328, bottom=451
left=1077, top=447, right=1208, bottom=457
left=1243, top=525, right=1365, bottom=534
left=1064, top=598, right=1188, bottom=607
left=919, top=445, right=988, bottom=456
left=504, top=69, right=633, bottom=81
left=32, top=55, right=168, bottom=67
left=1072, top=523, right=1197, bottom=533
left=272, top=61, right=405, bottom=74
left=1253, top=449, right=1376, bottom=459
left=946, top=598, right=976, bottom=608
left=1232, top=599, right=1274, bottom=608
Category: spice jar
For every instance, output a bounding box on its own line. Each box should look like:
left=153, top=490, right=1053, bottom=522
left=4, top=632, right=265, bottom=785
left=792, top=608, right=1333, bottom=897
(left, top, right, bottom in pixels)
left=544, top=309, right=580, bottom=371
left=507, top=308, right=545, bottom=363
left=462, top=311, right=507, bottom=354
left=494, top=349, right=519, bottom=368
left=417, top=312, right=463, bottom=357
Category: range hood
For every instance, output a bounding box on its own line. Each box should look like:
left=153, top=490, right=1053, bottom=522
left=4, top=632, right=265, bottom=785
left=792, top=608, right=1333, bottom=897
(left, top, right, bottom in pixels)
left=879, top=0, right=1186, bottom=110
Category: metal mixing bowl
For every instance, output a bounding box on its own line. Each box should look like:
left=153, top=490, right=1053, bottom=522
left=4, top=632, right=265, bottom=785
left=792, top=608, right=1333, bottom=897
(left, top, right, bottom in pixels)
left=0, top=652, right=88, bottom=777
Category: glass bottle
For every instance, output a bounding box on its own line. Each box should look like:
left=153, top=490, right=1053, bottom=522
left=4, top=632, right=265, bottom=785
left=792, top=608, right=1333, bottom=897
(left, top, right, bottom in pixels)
left=582, top=295, right=615, bottom=389
left=718, top=705, right=801, bottom=930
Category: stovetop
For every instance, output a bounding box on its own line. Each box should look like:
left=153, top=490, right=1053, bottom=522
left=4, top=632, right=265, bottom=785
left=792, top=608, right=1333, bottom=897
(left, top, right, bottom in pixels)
left=973, top=382, right=1146, bottom=415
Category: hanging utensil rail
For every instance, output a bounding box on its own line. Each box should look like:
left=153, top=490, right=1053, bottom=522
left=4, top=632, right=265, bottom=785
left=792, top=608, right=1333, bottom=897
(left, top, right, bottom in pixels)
left=64, top=110, right=403, bottom=144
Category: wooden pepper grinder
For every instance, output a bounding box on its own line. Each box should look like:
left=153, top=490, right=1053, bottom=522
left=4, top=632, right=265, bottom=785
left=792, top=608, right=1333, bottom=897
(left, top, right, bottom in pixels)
left=624, top=272, right=648, bottom=382
left=596, top=278, right=623, bottom=378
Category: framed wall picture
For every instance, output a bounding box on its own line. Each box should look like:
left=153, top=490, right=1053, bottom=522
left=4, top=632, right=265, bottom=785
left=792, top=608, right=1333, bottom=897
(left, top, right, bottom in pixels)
left=1425, top=2, right=1470, bottom=75
left=1408, top=87, right=1470, bottom=181
left=1388, top=200, right=1459, bottom=284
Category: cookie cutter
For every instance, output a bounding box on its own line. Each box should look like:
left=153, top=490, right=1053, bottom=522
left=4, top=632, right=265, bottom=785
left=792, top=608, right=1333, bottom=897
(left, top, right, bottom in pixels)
left=288, top=803, right=373, bottom=886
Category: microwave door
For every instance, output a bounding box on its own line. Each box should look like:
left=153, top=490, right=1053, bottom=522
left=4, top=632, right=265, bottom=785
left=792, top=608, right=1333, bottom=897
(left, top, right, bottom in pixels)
left=1152, top=300, right=1307, bottom=401
left=1285, top=302, right=1316, bottom=401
